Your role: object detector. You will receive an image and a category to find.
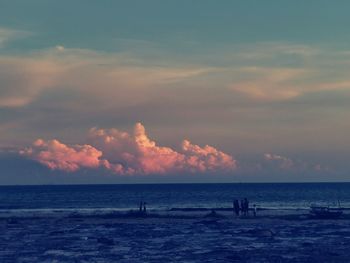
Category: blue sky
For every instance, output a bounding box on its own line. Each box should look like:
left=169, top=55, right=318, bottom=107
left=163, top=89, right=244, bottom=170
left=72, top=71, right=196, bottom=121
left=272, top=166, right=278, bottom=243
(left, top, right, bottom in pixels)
left=2, top=1, right=350, bottom=53
left=0, top=1, right=350, bottom=184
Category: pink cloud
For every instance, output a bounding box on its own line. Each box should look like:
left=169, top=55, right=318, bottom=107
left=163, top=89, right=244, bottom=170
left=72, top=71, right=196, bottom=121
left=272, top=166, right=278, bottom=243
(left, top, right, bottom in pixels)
left=20, top=139, right=103, bottom=172
left=181, top=140, right=236, bottom=172
left=21, top=123, right=236, bottom=175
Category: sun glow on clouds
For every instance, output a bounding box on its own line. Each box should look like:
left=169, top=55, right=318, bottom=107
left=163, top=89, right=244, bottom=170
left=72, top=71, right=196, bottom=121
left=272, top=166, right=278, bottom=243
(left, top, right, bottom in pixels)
left=21, top=123, right=236, bottom=175
left=20, top=139, right=103, bottom=172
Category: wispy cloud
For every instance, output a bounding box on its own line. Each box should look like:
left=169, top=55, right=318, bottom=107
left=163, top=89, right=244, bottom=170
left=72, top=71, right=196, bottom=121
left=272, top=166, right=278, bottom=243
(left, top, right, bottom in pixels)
left=0, top=27, right=31, bottom=48
left=2, top=42, right=350, bottom=110
left=0, top=47, right=213, bottom=108
left=2, top=43, right=350, bottom=164
left=229, top=67, right=309, bottom=101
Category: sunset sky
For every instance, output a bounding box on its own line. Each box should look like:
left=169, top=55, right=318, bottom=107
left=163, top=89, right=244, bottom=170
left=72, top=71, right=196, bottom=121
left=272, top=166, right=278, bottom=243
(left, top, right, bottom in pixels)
left=1, top=1, right=350, bottom=184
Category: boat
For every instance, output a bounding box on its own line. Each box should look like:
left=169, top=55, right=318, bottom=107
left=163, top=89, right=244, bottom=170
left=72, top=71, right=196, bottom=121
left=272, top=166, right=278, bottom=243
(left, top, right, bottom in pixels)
left=309, top=205, right=343, bottom=219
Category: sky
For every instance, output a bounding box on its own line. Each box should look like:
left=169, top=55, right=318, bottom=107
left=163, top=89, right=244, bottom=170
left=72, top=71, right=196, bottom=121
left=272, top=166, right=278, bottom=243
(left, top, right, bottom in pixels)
left=1, top=1, right=350, bottom=184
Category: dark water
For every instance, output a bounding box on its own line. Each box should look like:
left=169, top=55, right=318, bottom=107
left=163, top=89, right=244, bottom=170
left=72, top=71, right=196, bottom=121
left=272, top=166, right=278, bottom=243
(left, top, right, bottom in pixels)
left=0, top=183, right=350, bottom=212
left=2, top=184, right=350, bottom=262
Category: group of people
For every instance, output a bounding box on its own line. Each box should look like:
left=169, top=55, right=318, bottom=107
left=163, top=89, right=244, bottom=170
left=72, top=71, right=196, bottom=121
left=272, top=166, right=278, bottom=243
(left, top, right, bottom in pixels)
left=233, top=198, right=255, bottom=217
left=139, top=201, right=147, bottom=213
left=138, top=199, right=257, bottom=217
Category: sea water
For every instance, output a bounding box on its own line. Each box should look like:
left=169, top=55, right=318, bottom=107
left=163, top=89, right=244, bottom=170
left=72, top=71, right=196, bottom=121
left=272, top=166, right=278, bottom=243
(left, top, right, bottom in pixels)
left=0, top=183, right=349, bottom=216
left=1, top=183, right=350, bottom=262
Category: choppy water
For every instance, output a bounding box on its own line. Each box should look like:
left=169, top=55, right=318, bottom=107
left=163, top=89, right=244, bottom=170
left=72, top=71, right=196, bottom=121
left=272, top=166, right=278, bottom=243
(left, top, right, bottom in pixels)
left=0, top=183, right=349, bottom=214
left=1, top=183, right=350, bottom=262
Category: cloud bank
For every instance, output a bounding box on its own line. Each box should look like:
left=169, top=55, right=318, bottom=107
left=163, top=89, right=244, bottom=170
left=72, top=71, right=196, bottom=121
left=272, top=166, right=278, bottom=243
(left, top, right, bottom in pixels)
left=21, top=123, right=236, bottom=175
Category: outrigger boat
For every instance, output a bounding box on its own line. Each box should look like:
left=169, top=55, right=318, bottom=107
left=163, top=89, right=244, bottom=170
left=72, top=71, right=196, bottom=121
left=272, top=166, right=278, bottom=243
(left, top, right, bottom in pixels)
left=309, top=204, right=343, bottom=219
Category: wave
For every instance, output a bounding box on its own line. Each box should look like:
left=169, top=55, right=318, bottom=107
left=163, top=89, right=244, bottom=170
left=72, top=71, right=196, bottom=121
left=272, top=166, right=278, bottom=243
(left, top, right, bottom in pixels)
left=2, top=203, right=350, bottom=220
left=0, top=205, right=309, bottom=219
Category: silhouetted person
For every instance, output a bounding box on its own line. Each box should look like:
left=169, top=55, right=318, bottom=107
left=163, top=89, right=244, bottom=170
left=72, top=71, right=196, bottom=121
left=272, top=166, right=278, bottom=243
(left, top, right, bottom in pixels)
left=240, top=199, right=245, bottom=215
left=244, top=198, right=249, bottom=216
left=139, top=201, right=143, bottom=212
left=233, top=199, right=240, bottom=217
left=253, top=204, right=257, bottom=217
left=143, top=202, right=147, bottom=213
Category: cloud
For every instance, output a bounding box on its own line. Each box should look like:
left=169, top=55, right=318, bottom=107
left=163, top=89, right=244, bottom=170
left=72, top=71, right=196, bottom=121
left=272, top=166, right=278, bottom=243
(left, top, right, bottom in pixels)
left=0, top=27, right=31, bottom=48
left=2, top=43, right=350, bottom=111
left=0, top=47, right=211, bottom=108
left=264, top=153, right=294, bottom=169
left=236, top=42, right=319, bottom=60
left=55, top=45, right=65, bottom=51
left=229, top=67, right=309, bottom=101
left=21, top=123, right=236, bottom=175
left=263, top=153, right=329, bottom=173
left=230, top=66, right=350, bottom=101
left=20, top=139, right=103, bottom=172
left=181, top=139, right=236, bottom=172
left=2, top=43, right=350, bottom=159
left=0, top=56, right=63, bottom=107
left=2, top=42, right=350, bottom=110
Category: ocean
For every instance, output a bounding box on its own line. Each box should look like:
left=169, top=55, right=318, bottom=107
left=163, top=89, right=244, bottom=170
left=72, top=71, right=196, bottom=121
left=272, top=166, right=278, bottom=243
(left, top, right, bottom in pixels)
left=0, top=183, right=349, bottom=214
left=2, top=183, right=350, bottom=262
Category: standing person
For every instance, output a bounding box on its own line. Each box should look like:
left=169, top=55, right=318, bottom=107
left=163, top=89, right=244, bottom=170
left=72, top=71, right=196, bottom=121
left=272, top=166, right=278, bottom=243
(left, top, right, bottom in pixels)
left=139, top=201, right=143, bottom=212
left=253, top=204, right=257, bottom=217
left=240, top=199, right=245, bottom=215
left=244, top=198, right=249, bottom=216
left=233, top=199, right=240, bottom=217
left=232, top=200, right=235, bottom=216
left=143, top=202, right=147, bottom=213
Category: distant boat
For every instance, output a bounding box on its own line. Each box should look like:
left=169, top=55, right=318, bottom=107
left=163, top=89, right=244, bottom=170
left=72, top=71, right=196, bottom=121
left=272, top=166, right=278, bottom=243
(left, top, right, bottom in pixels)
left=309, top=205, right=343, bottom=219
